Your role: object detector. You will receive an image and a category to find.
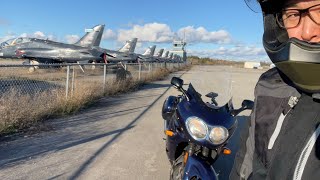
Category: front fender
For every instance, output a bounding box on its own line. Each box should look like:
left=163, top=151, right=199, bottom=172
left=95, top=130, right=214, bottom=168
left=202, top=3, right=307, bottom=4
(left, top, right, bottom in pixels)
left=183, top=155, right=218, bottom=180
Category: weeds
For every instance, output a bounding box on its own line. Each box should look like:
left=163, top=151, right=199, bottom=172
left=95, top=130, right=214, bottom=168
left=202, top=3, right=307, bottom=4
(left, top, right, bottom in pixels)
left=0, top=65, right=190, bottom=135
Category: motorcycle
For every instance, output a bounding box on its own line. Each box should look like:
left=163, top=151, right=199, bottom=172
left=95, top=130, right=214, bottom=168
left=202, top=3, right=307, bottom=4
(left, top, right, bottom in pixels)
left=162, top=77, right=253, bottom=180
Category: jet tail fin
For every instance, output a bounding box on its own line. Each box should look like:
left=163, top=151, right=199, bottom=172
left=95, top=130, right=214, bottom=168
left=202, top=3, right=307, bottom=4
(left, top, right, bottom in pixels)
left=142, top=45, right=156, bottom=56
left=118, top=38, right=138, bottom=53
left=155, top=49, right=164, bottom=57
left=163, top=51, right=169, bottom=58
left=75, top=24, right=105, bottom=47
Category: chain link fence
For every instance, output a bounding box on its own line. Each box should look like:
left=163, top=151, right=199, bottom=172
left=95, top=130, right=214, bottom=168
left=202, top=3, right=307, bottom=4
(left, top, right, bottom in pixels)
left=0, top=62, right=186, bottom=99
left=0, top=62, right=188, bottom=133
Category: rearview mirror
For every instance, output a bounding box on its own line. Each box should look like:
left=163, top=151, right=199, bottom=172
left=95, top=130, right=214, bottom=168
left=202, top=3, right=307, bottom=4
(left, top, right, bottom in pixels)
left=241, top=100, right=254, bottom=110
left=171, top=77, right=184, bottom=89
left=231, top=99, right=254, bottom=117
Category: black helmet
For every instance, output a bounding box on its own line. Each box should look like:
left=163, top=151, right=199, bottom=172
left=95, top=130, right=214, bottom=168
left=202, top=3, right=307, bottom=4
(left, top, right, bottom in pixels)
left=257, top=0, right=320, bottom=93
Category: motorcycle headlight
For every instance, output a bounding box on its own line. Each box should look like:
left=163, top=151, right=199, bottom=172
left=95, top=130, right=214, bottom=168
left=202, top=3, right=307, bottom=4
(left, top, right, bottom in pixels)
left=186, top=116, right=208, bottom=140
left=209, top=126, right=229, bottom=145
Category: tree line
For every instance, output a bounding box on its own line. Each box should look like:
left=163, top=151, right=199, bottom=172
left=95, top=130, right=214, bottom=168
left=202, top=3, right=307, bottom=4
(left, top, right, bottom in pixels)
left=187, top=56, right=271, bottom=67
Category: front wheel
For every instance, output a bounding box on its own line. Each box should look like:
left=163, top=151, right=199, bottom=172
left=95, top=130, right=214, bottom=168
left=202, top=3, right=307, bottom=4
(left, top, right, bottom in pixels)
left=170, top=154, right=184, bottom=180
left=170, top=153, right=205, bottom=180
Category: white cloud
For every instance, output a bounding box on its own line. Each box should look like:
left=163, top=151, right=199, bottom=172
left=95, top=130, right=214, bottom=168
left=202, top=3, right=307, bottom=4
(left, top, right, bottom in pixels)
left=47, top=35, right=56, bottom=41
left=18, top=31, right=56, bottom=40
left=177, top=26, right=232, bottom=44
left=102, top=29, right=116, bottom=40
left=0, top=31, right=57, bottom=43
left=0, top=32, right=16, bottom=43
left=20, top=33, right=28, bottom=38
left=65, top=34, right=80, bottom=44
left=113, top=23, right=232, bottom=45
left=0, top=22, right=264, bottom=61
left=33, top=31, right=45, bottom=38
left=117, top=22, right=174, bottom=43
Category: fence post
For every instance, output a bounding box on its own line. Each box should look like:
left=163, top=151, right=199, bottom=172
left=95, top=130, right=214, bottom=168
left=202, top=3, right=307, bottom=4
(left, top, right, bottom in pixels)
left=148, top=63, right=151, bottom=73
left=103, top=64, right=107, bottom=92
left=65, top=65, right=70, bottom=99
left=138, top=63, right=141, bottom=80
left=71, top=65, right=75, bottom=96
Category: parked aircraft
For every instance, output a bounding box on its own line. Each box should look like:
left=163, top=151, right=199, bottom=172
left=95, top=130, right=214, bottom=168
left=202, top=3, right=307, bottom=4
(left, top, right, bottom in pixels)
left=154, top=49, right=164, bottom=58
left=172, top=54, right=182, bottom=62
left=0, top=25, right=141, bottom=67
left=162, top=51, right=169, bottom=58
left=153, top=48, right=166, bottom=62
left=168, top=53, right=173, bottom=59
left=103, top=38, right=138, bottom=63
left=0, top=24, right=105, bottom=65
left=137, top=45, right=157, bottom=62
left=163, top=53, right=178, bottom=62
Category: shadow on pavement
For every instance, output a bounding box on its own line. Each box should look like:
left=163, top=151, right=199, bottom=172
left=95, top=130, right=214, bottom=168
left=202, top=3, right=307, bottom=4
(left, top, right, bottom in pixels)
left=139, top=83, right=171, bottom=90
left=69, top=72, right=187, bottom=180
left=0, top=126, right=134, bottom=169
left=0, top=70, right=188, bottom=179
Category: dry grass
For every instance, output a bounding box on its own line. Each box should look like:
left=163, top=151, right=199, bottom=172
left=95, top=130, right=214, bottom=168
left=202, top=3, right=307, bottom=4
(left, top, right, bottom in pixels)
left=0, top=65, right=190, bottom=135
left=0, top=66, right=105, bottom=82
left=188, top=56, right=272, bottom=68
left=0, top=82, right=103, bottom=134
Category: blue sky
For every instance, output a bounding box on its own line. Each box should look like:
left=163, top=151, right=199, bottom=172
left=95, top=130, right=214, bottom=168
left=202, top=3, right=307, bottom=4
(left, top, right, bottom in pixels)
left=0, top=0, right=268, bottom=61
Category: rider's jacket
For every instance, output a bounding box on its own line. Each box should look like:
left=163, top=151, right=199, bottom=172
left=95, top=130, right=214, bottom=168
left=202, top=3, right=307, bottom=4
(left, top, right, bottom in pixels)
left=230, top=68, right=320, bottom=180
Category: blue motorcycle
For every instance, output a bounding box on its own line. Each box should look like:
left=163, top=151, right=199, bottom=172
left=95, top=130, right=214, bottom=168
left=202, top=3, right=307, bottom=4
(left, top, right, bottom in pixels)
left=162, top=77, right=253, bottom=180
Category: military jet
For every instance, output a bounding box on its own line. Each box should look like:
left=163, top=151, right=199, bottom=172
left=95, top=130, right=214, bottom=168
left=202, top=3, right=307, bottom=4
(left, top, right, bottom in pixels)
left=0, top=24, right=106, bottom=65
left=103, top=38, right=138, bottom=63
left=136, top=45, right=157, bottom=62
left=154, top=49, right=164, bottom=58
left=153, top=49, right=167, bottom=62
left=172, top=54, right=182, bottom=62
left=0, top=25, right=140, bottom=67
left=162, top=51, right=173, bottom=62
left=162, top=51, right=169, bottom=58
left=157, top=50, right=170, bottom=62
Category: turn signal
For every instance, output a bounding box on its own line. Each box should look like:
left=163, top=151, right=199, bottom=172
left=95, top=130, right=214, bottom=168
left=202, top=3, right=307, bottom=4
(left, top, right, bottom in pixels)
left=183, top=152, right=189, bottom=164
left=223, top=148, right=232, bottom=155
left=165, top=130, right=174, bottom=137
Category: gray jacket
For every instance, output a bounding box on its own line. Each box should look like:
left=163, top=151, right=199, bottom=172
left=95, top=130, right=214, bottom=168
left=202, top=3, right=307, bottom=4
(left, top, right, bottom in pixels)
left=230, top=68, right=320, bottom=180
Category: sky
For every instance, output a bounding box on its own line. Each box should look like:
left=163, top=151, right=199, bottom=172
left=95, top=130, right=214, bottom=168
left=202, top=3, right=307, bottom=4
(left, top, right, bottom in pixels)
left=0, top=0, right=269, bottom=61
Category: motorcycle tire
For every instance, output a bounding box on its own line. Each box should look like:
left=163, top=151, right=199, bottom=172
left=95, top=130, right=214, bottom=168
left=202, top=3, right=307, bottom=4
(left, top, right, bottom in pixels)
left=170, top=154, right=199, bottom=180
left=170, top=154, right=184, bottom=180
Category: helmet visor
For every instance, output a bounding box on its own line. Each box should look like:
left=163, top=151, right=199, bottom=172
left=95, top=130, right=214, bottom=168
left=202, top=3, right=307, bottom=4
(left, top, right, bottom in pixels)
left=245, top=0, right=262, bottom=13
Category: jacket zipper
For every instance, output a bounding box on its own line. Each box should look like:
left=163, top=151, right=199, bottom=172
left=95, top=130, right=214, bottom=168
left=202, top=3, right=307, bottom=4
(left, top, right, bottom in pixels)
left=293, top=125, right=320, bottom=180
left=268, top=110, right=291, bottom=150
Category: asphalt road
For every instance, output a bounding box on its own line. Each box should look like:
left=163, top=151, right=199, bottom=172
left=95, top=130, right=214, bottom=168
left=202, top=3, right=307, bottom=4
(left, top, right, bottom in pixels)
left=0, top=65, right=265, bottom=180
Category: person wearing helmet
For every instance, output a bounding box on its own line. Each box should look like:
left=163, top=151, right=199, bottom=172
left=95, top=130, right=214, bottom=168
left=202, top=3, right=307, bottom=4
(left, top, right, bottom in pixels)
left=230, top=0, right=320, bottom=179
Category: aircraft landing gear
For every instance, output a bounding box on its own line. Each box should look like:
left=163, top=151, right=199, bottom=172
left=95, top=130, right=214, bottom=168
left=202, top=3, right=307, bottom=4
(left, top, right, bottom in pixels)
left=91, top=61, right=96, bottom=70
left=28, top=60, right=40, bottom=73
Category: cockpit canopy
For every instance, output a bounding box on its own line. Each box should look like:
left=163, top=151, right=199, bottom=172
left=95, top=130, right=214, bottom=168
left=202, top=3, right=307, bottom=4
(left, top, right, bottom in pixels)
left=0, top=37, right=31, bottom=48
